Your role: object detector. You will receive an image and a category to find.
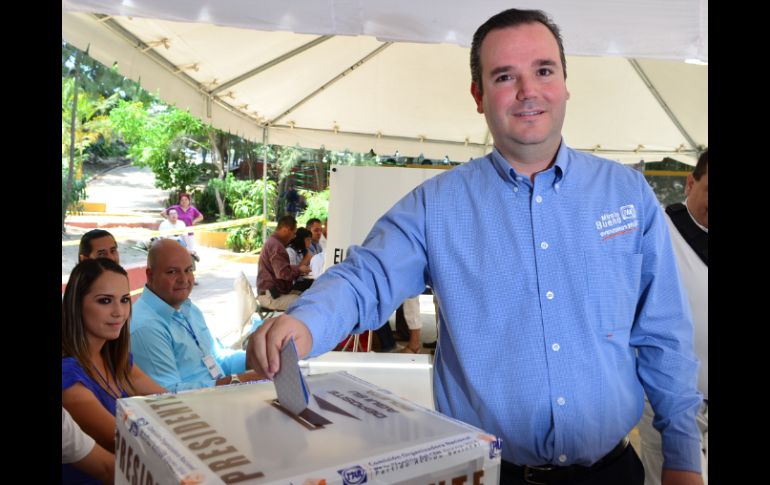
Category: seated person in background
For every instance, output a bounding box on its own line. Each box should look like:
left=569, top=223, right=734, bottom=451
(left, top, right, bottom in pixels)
left=286, top=228, right=313, bottom=267
left=306, top=218, right=324, bottom=255
left=62, top=258, right=167, bottom=484
left=320, top=218, right=328, bottom=252
left=287, top=227, right=314, bottom=292
left=397, top=296, right=423, bottom=354
left=131, top=239, right=264, bottom=392
left=62, top=407, right=114, bottom=485
left=158, top=208, right=189, bottom=246
left=257, top=215, right=310, bottom=311
left=79, top=229, right=120, bottom=264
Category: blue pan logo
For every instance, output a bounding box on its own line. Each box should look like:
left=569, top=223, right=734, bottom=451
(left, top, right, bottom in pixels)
left=338, top=465, right=367, bottom=485
left=489, top=437, right=503, bottom=459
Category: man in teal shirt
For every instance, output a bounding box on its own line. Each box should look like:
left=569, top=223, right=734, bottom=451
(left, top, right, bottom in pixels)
left=132, top=239, right=263, bottom=391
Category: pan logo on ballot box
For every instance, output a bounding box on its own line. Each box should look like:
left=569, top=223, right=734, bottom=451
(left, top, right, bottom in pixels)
left=489, top=437, right=502, bottom=459
left=338, top=465, right=367, bottom=485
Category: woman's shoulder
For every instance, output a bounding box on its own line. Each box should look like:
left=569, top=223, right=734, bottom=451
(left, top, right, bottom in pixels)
left=62, top=357, right=91, bottom=389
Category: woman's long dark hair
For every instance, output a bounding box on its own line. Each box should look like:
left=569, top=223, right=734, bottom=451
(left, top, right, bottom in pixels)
left=288, top=227, right=312, bottom=256
left=62, top=258, right=136, bottom=395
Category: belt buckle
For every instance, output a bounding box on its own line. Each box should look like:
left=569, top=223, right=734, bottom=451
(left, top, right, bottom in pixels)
left=523, top=464, right=552, bottom=485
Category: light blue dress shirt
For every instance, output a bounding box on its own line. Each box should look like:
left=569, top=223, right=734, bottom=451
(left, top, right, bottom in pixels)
left=288, top=142, right=702, bottom=471
left=131, top=286, right=246, bottom=392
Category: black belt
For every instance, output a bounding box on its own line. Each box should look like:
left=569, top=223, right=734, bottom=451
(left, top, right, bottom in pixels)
left=502, top=437, right=629, bottom=484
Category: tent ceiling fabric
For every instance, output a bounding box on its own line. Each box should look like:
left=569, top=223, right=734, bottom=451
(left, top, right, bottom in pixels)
left=62, top=1, right=707, bottom=164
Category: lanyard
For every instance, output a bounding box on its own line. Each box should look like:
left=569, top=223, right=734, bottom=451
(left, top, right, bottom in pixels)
left=173, top=312, right=203, bottom=352
left=90, top=361, right=124, bottom=401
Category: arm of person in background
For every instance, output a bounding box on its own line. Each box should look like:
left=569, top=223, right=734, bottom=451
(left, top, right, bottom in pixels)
left=192, top=207, right=204, bottom=225
left=62, top=407, right=115, bottom=485
left=62, top=384, right=119, bottom=453
left=271, top=245, right=308, bottom=279
left=630, top=175, right=703, bottom=484
left=247, top=185, right=430, bottom=377
left=129, top=364, right=168, bottom=396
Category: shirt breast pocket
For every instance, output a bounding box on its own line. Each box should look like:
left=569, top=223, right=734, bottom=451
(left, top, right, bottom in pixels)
left=584, top=252, right=643, bottom=334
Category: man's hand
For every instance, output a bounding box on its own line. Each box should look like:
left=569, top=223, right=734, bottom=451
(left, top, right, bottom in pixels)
left=298, top=264, right=311, bottom=274
left=662, top=469, right=704, bottom=485
left=244, top=314, right=313, bottom=379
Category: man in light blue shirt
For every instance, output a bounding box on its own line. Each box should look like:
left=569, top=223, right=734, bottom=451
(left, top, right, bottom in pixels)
left=132, top=239, right=263, bottom=392
left=247, top=8, right=702, bottom=485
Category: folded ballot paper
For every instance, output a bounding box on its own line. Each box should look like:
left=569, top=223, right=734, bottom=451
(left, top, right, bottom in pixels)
left=115, top=356, right=501, bottom=484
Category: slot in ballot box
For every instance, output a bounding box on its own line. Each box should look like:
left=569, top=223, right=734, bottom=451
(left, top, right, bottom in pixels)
left=115, top=371, right=501, bottom=485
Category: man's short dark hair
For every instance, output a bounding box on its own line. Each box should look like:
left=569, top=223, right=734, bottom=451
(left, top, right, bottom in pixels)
left=306, top=218, right=322, bottom=228
left=693, top=149, right=708, bottom=180
left=277, top=215, right=297, bottom=230
left=470, top=9, right=567, bottom=95
left=79, top=229, right=116, bottom=258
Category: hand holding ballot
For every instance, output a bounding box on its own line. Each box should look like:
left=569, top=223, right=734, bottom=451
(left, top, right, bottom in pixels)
left=246, top=314, right=313, bottom=380
left=273, top=339, right=310, bottom=415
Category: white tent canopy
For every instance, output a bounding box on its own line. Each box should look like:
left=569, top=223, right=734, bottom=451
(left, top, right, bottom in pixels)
left=62, top=0, right=707, bottom=164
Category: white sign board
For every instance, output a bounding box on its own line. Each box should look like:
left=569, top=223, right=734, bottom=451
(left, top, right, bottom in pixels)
left=325, top=165, right=446, bottom=271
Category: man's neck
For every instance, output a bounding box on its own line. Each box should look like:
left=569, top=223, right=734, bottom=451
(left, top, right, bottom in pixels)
left=497, top=142, right=559, bottom=181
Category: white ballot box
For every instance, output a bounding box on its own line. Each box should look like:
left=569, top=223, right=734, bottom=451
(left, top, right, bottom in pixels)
left=115, top=372, right=501, bottom=485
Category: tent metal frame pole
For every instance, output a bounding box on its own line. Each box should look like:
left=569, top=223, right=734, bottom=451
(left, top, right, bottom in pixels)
left=212, top=36, right=333, bottom=95
left=262, top=129, right=269, bottom=245
left=628, top=59, right=700, bottom=151
left=270, top=42, right=393, bottom=125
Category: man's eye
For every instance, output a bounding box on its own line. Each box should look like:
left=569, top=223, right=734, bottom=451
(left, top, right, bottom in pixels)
left=495, top=74, right=512, bottom=82
left=537, top=68, right=553, bottom=76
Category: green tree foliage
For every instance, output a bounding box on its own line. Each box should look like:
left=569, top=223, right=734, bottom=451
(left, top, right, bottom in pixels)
left=297, top=189, right=329, bottom=227
left=109, top=100, right=214, bottom=192
left=203, top=174, right=277, bottom=252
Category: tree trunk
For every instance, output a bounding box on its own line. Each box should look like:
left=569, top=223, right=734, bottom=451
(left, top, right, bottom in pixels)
left=63, top=48, right=83, bottom=234
left=208, top=129, right=226, bottom=219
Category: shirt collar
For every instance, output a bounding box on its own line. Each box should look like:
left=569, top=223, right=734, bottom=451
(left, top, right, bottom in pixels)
left=489, top=140, right=569, bottom=190
left=683, top=199, right=708, bottom=233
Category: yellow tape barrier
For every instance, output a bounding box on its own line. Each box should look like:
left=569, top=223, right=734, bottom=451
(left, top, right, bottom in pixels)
left=62, top=215, right=273, bottom=247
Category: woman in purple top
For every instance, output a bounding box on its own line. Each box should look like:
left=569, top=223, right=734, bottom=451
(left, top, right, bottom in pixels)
left=162, top=192, right=204, bottom=252
left=62, top=259, right=166, bottom=484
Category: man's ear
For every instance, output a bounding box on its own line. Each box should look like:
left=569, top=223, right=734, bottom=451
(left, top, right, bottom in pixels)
left=79, top=254, right=87, bottom=262
left=470, top=82, right=484, bottom=114
left=685, top=173, right=695, bottom=197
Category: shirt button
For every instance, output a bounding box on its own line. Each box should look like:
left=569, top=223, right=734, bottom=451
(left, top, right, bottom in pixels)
left=516, top=176, right=523, bottom=181
left=557, top=397, right=566, bottom=406
left=559, top=454, right=567, bottom=463
left=552, top=343, right=560, bottom=352
left=546, top=291, right=554, bottom=300
left=513, top=187, right=519, bottom=192
left=540, top=241, right=549, bottom=250
left=554, top=183, right=560, bottom=189
left=535, top=195, right=543, bottom=203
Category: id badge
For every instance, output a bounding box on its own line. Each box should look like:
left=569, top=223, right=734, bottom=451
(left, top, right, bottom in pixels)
left=203, top=355, right=223, bottom=379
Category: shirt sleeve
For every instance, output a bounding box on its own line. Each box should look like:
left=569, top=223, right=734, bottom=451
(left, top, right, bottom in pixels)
left=62, top=408, right=95, bottom=464
left=630, top=177, right=703, bottom=472
left=62, top=358, right=90, bottom=392
left=287, top=186, right=430, bottom=356
left=131, top=320, right=216, bottom=392
left=268, top=243, right=301, bottom=282
left=213, top=339, right=247, bottom=376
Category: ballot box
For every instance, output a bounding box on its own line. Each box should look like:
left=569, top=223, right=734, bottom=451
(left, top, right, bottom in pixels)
left=115, top=371, right=501, bottom=485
